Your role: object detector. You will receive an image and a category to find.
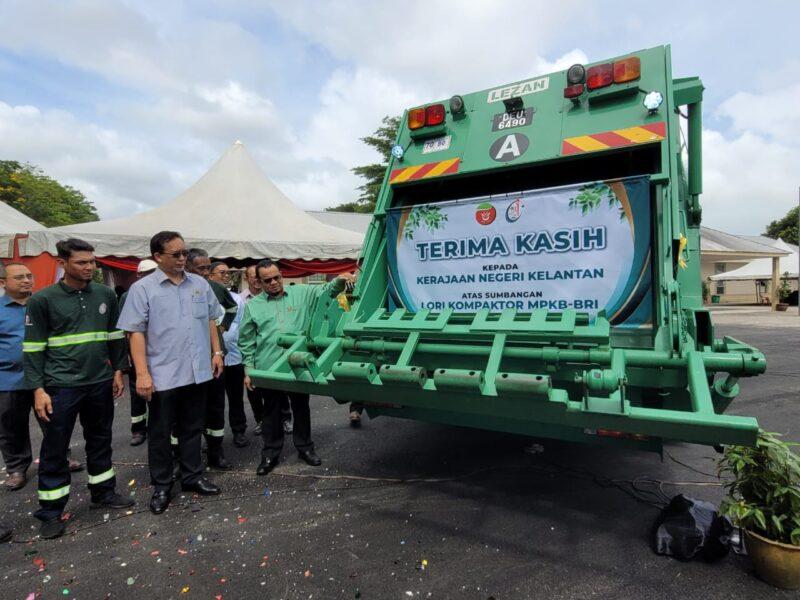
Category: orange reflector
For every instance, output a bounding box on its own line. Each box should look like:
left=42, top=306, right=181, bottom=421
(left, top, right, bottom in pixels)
left=425, top=103, right=446, bottom=126
left=613, top=56, right=641, bottom=83
left=408, top=108, right=426, bottom=130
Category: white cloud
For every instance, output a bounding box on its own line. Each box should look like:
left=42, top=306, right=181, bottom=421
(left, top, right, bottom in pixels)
left=719, top=82, right=800, bottom=142
left=701, top=129, right=797, bottom=234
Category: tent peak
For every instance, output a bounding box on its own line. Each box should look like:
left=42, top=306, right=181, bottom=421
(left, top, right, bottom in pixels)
left=234, top=139, right=243, bottom=145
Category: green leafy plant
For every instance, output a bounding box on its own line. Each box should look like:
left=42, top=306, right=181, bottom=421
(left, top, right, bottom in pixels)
left=718, top=430, right=800, bottom=546
left=778, top=273, right=792, bottom=303
left=403, top=205, right=448, bottom=240
left=702, top=278, right=710, bottom=303
left=569, top=182, right=624, bottom=220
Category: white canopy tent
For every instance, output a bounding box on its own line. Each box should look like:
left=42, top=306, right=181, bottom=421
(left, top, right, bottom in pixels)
left=0, top=201, right=44, bottom=234
left=3, top=141, right=363, bottom=260
left=710, top=238, right=798, bottom=281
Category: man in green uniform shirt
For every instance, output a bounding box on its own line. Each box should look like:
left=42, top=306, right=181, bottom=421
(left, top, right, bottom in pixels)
left=238, top=259, right=355, bottom=476
left=186, top=248, right=238, bottom=469
left=24, top=238, right=134, bottom=539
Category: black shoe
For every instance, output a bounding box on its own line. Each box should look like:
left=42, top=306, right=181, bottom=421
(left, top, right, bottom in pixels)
left=207, top=453, right=232, bottom=470
left=181, top=478, right=220, bottom=495
left=150, top=490, right=171, bottom=514
left=91, top=492, right=136, bottom=510
left=298, top=448, right=322, bottom=466
left=130, top=432, right=147, bottom=446
left=282, top=419, right=293, bottom=435
left=256, top=456, right=280, bottom=476
left=233, top=432, right=249, bottom=448
left=0, top=524, right=12, bottom=543
left=40, top=518, right=65, bottom=540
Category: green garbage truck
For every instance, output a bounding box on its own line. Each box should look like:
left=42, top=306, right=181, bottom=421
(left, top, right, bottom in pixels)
left=250, top=45, right=766, bottom=452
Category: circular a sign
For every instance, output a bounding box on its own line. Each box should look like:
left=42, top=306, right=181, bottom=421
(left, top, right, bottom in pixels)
left=489, top=133, right=529, bottom=162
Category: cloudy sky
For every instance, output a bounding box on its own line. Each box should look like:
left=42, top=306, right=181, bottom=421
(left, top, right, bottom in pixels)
left=0, top=0, right=797, bottom=234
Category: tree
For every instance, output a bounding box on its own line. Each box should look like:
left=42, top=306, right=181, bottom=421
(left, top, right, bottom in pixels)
left=328, top=115, right=400, bottom=213
left=763, top=206, right=799, bottom=246
left=0, top=160, right=98, bottom=227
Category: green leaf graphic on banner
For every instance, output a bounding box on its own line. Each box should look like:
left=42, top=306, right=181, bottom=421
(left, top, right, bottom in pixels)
left=404, top=205, right=448, bottom=240
left=570, top=183, right=624, bottom=220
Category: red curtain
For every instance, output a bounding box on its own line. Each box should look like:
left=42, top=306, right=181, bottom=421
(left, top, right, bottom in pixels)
left=96, top=256, right=140, bottom=271
left=276, top=259, right=357, bottom=278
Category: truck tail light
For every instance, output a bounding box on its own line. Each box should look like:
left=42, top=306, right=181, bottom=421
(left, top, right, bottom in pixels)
left=425, top=103, right=446, bottom=126
left=586, top=63, right=613, bottom=90
left=408, top=108, right=426, bottom=130
left=563, top=83, right=584, bottom=99
left=613, top=57, right=641, bottom=83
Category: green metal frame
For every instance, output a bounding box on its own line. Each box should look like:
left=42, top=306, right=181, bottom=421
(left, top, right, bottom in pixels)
left=251, top=45, right=768, bottom=450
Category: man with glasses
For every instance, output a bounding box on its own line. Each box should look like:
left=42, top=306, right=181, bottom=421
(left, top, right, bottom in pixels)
left=0, top=264, right=84, bottom=494
left=24, top=239, right=133, bottom=539
left=118, top=232, right=225, bottom=515
left=186, top=249, right=238, bottom=469
left=209, top=262, right=249, bottom=447
left=240, top=265, right=266, bottom=435
left=238, top=259, right=355, bottom=476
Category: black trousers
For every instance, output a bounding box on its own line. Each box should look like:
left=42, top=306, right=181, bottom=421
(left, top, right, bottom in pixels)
left=148, top=382, right=207, bottom=491
left=127, top=371, right=148, bottom=434
left=260, top=388, right=312, bottom=459
left=35, top=380, right=116, bottom=522
left=246, top=387, right=264, bottom=425
left=205, top=375, right=226, bottom=452
left=0, top=389, right=35, bottom=474
left=224, top=364, right=247, bottom=434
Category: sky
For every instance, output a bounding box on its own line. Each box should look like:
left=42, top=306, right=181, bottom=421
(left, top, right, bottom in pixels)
left=0, top=0, right=797, bottom=235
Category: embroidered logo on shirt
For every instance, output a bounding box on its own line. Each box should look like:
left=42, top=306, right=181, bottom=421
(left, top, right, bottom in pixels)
left=99, top=302, right=107, bottom=315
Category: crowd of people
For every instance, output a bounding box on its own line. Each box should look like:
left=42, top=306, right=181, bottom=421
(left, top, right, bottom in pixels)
left=0, top=230, right=356, bottom=541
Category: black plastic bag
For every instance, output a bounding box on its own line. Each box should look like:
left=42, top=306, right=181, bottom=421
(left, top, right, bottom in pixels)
left=651, top=494, right=733, bottom=561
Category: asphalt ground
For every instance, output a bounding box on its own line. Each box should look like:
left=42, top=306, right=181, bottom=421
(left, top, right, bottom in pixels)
left=1, top=320, right=798, bottom=599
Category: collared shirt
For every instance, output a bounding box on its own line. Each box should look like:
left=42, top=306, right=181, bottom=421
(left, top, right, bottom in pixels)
left=222, top=292, right=245, bottom=367
left=117, top=269, right=223, bottom=392
left=23, top=281, right=126, bottom=389
left=238, top=280, right=345, bottom=373
left=239, top=288, right=261, bottom=303
left=0, top=295, right=26, bottom=391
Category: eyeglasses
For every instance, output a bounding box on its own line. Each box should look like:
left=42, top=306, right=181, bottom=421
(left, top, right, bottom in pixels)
left=159, top=250, right=189, bottom=258
left=261, top=275, right=282, bottom=284
left=2, top=274, right=34, bottom=281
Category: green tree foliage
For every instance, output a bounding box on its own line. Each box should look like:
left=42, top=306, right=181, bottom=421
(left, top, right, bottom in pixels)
left=763, top=206, right=799, bottom=246
left=0, top=160, right=98, bottom=227
left=327, top=115, right=400, bottom=214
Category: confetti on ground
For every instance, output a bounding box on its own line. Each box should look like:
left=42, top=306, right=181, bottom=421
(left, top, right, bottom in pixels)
left=128, top=479, right=135, bottom=486
left=178, top=549, right=188, bottom=555
left=33, top=557, right=46, bottom=571
left=181, top=586, right=190, bottom=593
left=126, top=577, right=135, bottom=586
left=150, top=551, right=160, bottom=557
left=43, top=575, right=51, bottom=583
left=237, top=517, right=247, bottom=524
left=304, top=570, right=311, bottom=578
left=25, top=594, right=35, bottom=600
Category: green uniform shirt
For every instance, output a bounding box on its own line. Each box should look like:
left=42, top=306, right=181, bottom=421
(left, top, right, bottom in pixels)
left=238, top=280, right=346, bottom=373
left=208, top=279, right=237, bottom=353
left=23, top=281, right=126, bottom=388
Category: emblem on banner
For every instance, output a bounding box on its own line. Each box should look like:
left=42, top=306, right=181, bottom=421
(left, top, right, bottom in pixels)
left=505, top=198, right=524, bottom=223
left=475, top=203, right=497, bottom=225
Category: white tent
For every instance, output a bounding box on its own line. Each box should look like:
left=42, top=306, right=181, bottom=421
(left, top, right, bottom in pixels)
left=0, top=201, right=44, bottom=234
left=4, top=141, right=363, bottom=260
left=710, top=238, right=798, bottom=281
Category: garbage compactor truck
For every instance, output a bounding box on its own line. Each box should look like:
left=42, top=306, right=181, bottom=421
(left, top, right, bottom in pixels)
left=250, top=45, right=767, bottom=452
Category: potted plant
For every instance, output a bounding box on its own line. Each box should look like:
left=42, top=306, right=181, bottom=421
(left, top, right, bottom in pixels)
left=776, top=274, right=791, bottom=311
left=702, top=278, right=710, bottom=305
left=718, top=430, right=800, bottom=589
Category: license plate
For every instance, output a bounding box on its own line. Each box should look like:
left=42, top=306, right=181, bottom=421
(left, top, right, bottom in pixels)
left=422, top=135, right=451, bottom=154
left=492, top=108, right=534, bottom=132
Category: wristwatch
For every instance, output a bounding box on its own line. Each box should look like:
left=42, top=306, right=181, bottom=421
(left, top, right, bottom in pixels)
left=213, top=351, right=224, bottom=357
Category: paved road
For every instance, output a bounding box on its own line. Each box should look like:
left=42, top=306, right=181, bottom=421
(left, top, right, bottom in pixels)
left=1, top=322, right=797, bottom=599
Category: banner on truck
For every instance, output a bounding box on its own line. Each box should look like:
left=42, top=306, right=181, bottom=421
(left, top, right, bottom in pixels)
left=386, top=177, right=653, bottom=327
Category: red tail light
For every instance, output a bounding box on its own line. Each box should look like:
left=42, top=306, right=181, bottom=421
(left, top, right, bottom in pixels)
left=586, top=63, right=613, bottom=90
left=613, top=57, right=640, bottom=83
left=425, top=103, right=446, bottom=126
left=563, top=83, right=584, bottom=98
left=408, top=108, right=426, bottom=130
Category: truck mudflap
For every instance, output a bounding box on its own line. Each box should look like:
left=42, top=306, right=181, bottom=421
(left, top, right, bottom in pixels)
left=248, top=309, right=766, bottom=448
